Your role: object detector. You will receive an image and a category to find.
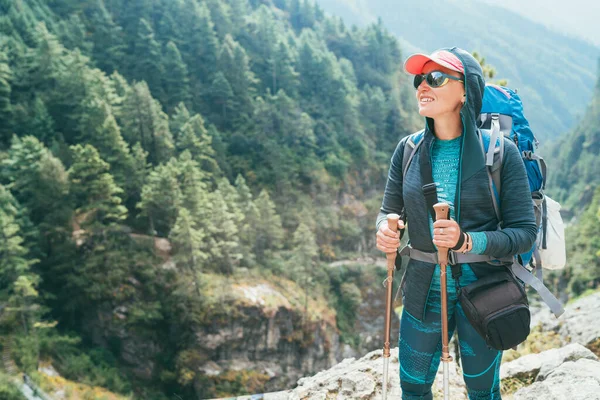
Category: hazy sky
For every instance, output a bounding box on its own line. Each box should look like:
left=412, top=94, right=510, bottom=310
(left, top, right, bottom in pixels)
left=328, top=0, right=599, bottom=46
left=479, top=0, right=599, bottom=46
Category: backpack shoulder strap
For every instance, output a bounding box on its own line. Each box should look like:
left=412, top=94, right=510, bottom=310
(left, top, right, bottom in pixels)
left=402, top=129, right=425, bottom=180
left=477, top=128, right=503, bottom=226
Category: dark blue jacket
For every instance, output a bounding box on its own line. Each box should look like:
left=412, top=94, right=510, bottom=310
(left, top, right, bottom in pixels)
left=376, top=47, right=537, bottom=321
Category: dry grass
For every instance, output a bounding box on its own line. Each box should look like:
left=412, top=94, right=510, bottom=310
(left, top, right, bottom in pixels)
left=39, top=373, right=131, bottom=400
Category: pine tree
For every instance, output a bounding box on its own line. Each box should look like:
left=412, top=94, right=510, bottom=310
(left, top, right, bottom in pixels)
left=359, top=85, right=387, bottom=147
left=228, top=0, right=249, bottom=36
left=175, top=114, right=219, bottom=173
left=57, top=14, right=92, bottom=55
left=206, top=187, right=242, bottom=274
left=0, top=49, right=12, bottom=146
left=11, top=96, right=56, bottom=145
left=0, top=184, right=38, bottom=257
left=230, top=39, right=257, bottom=120
left=68, top=144, right=127, bottom=230
left=2, top=136, right=71, bottom=233
left=170, top=207, right=207, bottom=272
left=288, top=222, right=318, bottom=327
left=204, top=0, right=232, bottom=40
left=272, top=41, right=299, bottom=97
left=172, top=151, right=210, bottom=221
left=125, top=142, right=149, bottom=214
left=208, top=72, right=233, bottom=124
left=86, top=0, right=126, bottom=74
left=0, top=203, right=39, bottom=341
left=0, top=208, right=36, bottom=288
left=170, top=102, right=192, bottom=135
left=133, top=18, right=165, bottom=101
left=182, top=1, right=219, bottom=85
left=234, top=174, right=259, bottom=267
left=253, top=189, right=284, bottom=264
left=137, top=162, right=182, bottom=237
left=119, top=81, right=174, bottom=165
left=163, top=42, right=191, bottom=113
left=217, top=177, right=244, bottom=231
left=246, top=6, right=278, bottom=93
left=77, top=100, right=137, bottom=194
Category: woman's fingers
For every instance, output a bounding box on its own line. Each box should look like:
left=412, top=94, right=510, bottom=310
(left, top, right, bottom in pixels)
left=432, top=238, right=455, bottom=247
left=377, top=243, right=399, bottom=253
left=433, top=219, right=455, bottom=228
left=376, top=219, right=404, bottom=253
left=377, top=230, right=400, bottom=246
left=432, top=219, right=461, bottom=248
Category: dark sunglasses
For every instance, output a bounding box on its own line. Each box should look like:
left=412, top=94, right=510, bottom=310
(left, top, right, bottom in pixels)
left=413, top=71, right=464, bottom=89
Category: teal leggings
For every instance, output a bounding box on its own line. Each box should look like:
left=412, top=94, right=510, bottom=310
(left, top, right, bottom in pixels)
left=399, top=265, right=503, bottom=400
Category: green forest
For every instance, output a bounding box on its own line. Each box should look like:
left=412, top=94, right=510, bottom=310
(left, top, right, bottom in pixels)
left=0, top=0, right=598, bottom=399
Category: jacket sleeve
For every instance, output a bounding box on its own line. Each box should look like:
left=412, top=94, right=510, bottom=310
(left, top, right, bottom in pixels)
left=376, top=137, right=408, bottom=236
left=482, top=139, right=538, bottom=258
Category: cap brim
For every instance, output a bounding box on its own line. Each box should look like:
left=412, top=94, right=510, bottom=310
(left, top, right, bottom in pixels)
left=404, top=53, right=463, bottom=75
left=404, top=54, right=432, bottom=75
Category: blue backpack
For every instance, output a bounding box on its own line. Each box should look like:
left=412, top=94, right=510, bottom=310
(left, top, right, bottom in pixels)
left=478, top=84, right=547, bottom=269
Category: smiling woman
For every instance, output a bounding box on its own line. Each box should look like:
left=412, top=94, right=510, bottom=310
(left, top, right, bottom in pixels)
left=375, top=47, right=538, bottom=400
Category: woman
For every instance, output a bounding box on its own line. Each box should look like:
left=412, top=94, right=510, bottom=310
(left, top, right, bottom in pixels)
left=375, top=48, right=537, bottom=400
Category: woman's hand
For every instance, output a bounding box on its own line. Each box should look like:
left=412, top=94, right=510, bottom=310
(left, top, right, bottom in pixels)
left=376, top=220, right=405, bottom=254
left=433, top=219, right=461, bottom=248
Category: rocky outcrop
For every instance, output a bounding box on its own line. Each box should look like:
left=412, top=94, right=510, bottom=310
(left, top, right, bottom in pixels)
left=500, top=343, right=598, bottom=383
left=81, top=273, right=340, bottom=396
left=197, top=302, right=339, bottom=393
left=512, top=358, right=600, bottom=400
left=195, top=277, right=340, bottom=395
left=209, top=346, right=468, bottom=399
left=530, top=292, right=600, bottom=356
left=215, top=292, right=600, bottom=400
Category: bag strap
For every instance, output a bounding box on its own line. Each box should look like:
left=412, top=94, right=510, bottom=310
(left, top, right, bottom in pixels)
left=510, top=262, right=564, bottom=318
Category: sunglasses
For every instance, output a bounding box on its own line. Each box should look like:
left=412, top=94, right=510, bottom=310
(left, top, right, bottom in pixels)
left=413, top=71, right=464, bottom=89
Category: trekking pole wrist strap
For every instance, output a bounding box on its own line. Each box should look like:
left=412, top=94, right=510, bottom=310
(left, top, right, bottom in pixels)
left=451, top=231, right=467, bottom=251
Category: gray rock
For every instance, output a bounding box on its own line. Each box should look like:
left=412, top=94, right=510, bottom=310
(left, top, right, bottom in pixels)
left=529, top=302, right=560, bottom=332
left=558, top=293, right=600, bottom=349
left=500, top=343, right=598, bottom=382
left=283, top=347, right=467, bottom=400
left=514, top=359, right=600, bottom=400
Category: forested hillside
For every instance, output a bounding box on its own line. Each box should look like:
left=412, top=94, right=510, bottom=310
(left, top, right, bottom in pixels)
left=0, top=0, right=419, bottom=398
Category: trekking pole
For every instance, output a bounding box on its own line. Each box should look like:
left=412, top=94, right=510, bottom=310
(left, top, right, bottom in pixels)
left=433, top=203, right=452, bottom=400
left=382, top=213, right=399, bottom=400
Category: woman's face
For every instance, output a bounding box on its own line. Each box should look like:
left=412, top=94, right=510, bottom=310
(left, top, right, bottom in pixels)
left=415, top=61, right=465, bottom=118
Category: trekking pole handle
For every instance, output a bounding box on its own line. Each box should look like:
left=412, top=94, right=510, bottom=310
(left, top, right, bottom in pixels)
left=433, top=203, right=450, bottom=265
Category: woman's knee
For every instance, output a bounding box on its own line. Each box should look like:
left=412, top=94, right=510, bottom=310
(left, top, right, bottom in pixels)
left=399, top=380, right=434, bottom=400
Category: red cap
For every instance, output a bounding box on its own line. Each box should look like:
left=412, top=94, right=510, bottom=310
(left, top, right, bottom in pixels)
left=404, top=50, right=464, bottom=75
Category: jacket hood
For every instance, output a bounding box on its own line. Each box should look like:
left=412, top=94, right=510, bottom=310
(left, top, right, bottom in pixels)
left=423, top=47, right=486, bottom=185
